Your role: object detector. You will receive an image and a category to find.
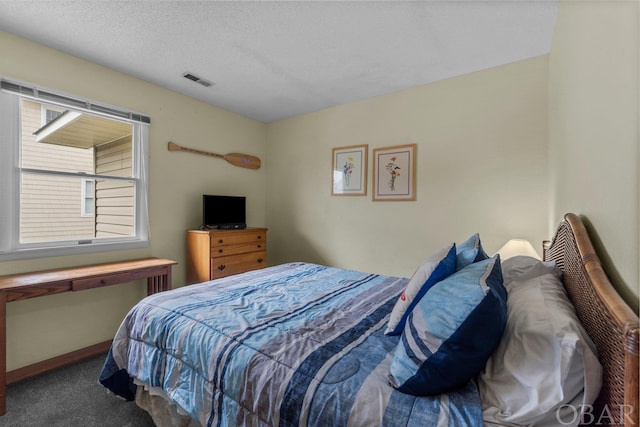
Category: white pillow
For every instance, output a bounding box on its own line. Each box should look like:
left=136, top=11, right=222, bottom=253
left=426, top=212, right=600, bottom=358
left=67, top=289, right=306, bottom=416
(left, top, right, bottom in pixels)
left=384, top=244, right=456, bottom=335
left=500, top=255, right=560, bottom=287
left=478, top=257, right=602, bottom=427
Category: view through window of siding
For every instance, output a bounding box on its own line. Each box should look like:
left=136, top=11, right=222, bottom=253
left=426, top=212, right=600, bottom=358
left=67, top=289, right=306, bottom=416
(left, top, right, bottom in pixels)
left=19, top=99, right=135, bottom=244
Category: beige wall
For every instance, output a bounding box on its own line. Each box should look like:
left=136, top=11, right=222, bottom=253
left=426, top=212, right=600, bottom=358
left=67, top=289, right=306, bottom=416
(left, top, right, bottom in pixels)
left=548, top=0, right=639, bottom=312
left=266, top=56, right=550, bottom=279
left=0, top=31, right=267, bottom=370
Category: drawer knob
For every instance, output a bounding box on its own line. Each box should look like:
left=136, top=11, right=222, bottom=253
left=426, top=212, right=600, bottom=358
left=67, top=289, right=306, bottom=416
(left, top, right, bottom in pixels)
left=257, top=245, right=262, bottom=249
left=218, top=239, right=224, bottom=244
left=257, top=258, right=264, bottom=263
left=257, top=236, right=262, bottom=239
left=217, top=264, right=226, bottom=271
left=219, top=249, right=223, bottom=253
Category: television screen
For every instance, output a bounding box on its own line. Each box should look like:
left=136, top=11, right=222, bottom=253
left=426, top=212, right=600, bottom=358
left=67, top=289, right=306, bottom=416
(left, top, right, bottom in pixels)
left=202, top=195, right=246, bottom=229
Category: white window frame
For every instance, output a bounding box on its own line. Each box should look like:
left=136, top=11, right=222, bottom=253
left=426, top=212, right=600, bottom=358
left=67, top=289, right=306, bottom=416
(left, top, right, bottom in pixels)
left=81, top=178, right=95, bottom=217
left=0, top=77, right=150, bottom=261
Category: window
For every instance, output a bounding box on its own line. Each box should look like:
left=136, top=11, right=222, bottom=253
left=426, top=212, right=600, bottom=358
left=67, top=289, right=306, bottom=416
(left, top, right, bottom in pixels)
left=0, top=78, right=150, bottom=260
left=81, top=179, right=95, bottom=217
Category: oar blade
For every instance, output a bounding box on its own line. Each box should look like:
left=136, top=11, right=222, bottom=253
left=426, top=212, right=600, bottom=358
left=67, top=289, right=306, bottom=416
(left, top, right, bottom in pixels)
left=167, top=141, right=182, bottom=151
left=223, top=153, right=261, bottom=169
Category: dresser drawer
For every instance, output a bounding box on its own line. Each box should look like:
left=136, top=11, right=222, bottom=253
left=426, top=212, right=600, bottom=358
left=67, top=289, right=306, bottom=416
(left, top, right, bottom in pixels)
left=212, top=241, right=266, bottom=257
left=210, top=230, right=266, bottom=248
left=211, top=251, right=267, bottom=279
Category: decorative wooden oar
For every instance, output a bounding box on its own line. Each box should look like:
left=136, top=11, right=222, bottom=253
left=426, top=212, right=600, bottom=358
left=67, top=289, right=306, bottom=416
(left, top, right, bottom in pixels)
left=167, top=141, right=261, bottom=170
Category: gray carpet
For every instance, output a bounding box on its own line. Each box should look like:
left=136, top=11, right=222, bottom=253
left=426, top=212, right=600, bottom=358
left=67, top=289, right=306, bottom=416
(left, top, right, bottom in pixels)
left=3, top=353, right=156, bottom=427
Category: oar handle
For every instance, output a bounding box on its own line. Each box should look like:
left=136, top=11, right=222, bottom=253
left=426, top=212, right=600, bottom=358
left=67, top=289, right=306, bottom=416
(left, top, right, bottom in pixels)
left=168, top=141, right=223, bottom=158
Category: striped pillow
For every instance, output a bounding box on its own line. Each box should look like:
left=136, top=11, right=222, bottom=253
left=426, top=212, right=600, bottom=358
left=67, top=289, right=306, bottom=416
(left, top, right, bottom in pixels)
left=384, top=244, right=457, bottom=336
left=388, top=256, right=507, bottom=396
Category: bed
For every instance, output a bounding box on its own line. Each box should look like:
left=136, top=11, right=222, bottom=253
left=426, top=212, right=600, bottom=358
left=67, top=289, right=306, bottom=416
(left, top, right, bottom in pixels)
left=99, top=213, right=639, bottom=427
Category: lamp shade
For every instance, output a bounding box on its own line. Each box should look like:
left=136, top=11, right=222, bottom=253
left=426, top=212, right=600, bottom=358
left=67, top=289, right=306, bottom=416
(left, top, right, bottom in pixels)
left=496, top=239, right=540, bottom=260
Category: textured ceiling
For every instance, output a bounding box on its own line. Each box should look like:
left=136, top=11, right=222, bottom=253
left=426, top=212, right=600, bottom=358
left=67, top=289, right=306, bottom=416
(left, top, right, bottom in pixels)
left=0, top=1, right=558, bottom=123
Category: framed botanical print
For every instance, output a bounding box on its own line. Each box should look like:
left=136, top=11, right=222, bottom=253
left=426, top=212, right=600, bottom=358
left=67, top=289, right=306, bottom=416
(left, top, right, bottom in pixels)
left=372, top=144, right=416, bottom=201
left=331, top=144, right=368, bottom=196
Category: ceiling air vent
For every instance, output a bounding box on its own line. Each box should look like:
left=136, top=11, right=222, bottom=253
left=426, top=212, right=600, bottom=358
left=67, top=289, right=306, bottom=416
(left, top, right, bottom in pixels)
left=183, top=72, right=214, bottom=88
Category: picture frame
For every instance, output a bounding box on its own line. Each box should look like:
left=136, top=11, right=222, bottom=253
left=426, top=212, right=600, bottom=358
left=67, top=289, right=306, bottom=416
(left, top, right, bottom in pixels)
left=372, top=144, right=417, bottom=201
left=331, top=144, right=368, bottom=196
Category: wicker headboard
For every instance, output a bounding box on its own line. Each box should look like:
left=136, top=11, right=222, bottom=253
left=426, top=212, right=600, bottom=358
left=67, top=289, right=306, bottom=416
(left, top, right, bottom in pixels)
left=543, top=213, right=639, bottom=427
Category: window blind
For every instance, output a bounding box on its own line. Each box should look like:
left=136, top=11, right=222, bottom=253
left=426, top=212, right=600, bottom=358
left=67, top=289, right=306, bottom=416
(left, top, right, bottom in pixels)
left=0, top=78, right=151, bottom=124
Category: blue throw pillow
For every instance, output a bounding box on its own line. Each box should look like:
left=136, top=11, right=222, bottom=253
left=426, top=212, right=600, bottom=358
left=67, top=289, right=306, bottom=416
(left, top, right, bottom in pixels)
left=388, top=256, right=507, bottom=396
left=384, top=244, right=457, bottom=336
left=456, top=233, right=489, bottom=270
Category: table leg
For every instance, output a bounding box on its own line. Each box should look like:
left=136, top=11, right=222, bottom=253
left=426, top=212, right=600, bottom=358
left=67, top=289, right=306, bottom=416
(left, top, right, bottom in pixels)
left=165, top=268, right=172, bottom=291
left=0, top=291, right=6, bottom=415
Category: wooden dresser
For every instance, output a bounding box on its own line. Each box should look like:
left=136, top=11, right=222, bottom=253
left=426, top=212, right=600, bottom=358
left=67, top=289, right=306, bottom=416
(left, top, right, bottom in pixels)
left=186, top=227, right=267, bottom=284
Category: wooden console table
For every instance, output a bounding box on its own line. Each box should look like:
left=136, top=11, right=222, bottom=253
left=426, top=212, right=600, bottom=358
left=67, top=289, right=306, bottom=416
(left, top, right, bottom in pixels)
left=0, top=257, right=176, bottom=416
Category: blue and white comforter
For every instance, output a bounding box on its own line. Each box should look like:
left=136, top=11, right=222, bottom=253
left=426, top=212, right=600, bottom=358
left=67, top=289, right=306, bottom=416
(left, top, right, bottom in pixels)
left=100, top=262, right=482, bottom=427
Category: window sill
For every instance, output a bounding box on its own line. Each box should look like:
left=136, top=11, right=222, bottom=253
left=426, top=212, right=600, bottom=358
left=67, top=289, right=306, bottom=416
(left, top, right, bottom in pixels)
left=0, top=240, right=149, bottom=262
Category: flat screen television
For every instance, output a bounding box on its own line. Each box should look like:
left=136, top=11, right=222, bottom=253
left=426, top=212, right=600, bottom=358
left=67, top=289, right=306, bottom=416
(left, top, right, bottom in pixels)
left=202, top=195, right=246, bottom=229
